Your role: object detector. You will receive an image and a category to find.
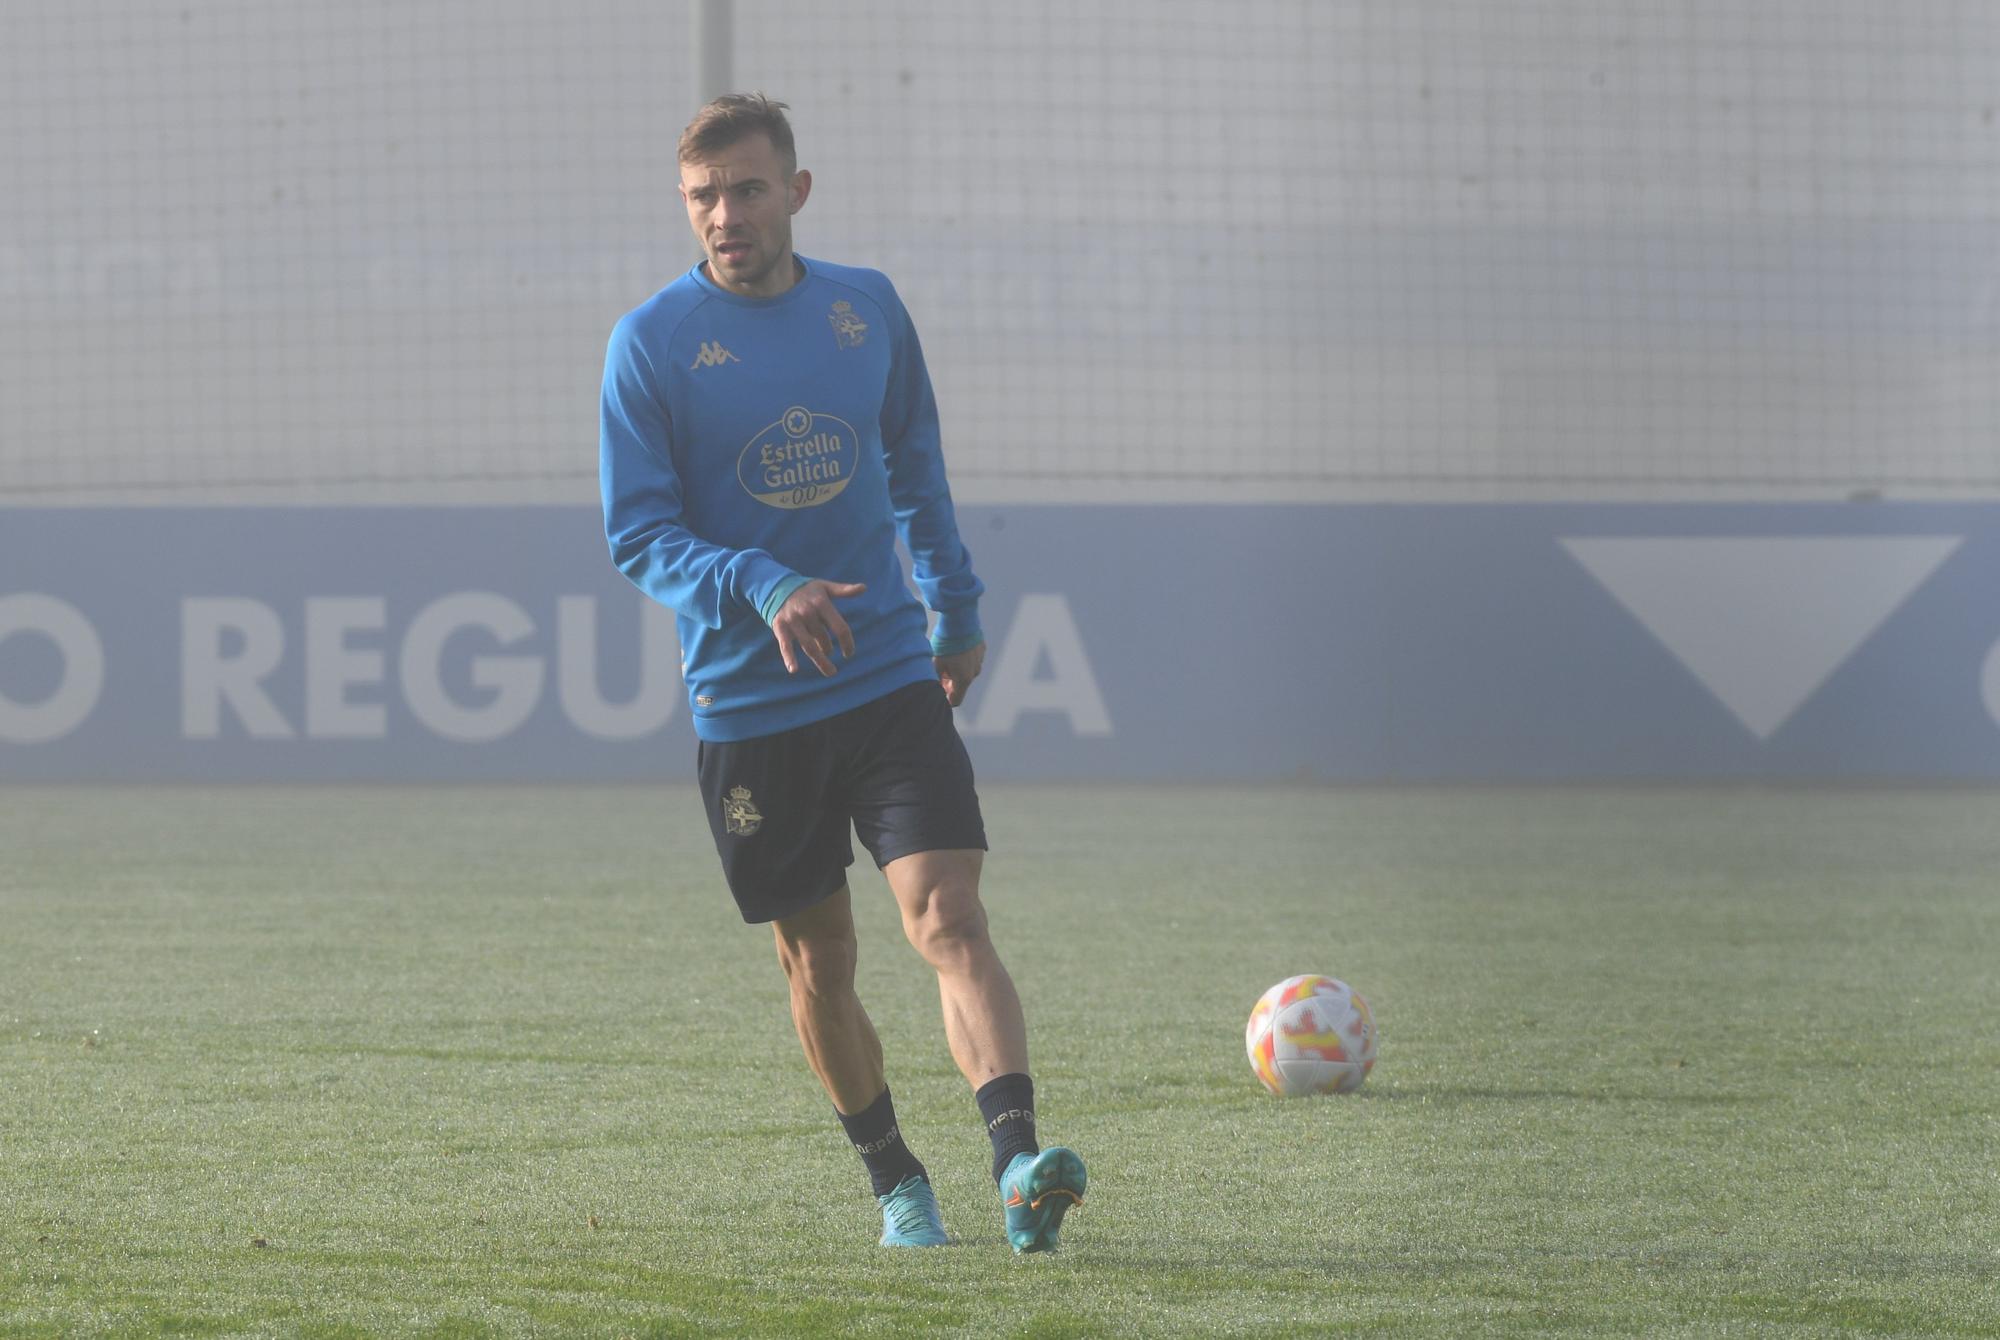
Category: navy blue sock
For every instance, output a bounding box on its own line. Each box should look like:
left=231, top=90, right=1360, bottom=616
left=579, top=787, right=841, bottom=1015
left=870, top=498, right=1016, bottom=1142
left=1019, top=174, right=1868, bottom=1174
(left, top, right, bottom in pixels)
left=975, top=1073, right=1039, bottom=1183
left=836, top=1086, right=927, bottom=1198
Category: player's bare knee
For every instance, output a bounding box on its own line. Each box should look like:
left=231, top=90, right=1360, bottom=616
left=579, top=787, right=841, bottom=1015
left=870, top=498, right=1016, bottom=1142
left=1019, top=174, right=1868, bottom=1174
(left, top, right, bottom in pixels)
left=904, top=882, right=990, bottom=967
left=775, top=926, right=857, bottom=998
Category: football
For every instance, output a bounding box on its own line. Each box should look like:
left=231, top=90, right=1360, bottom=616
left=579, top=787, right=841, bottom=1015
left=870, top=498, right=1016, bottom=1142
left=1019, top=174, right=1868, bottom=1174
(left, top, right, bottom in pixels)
left=1245, top=974, right=1377, bottom=1096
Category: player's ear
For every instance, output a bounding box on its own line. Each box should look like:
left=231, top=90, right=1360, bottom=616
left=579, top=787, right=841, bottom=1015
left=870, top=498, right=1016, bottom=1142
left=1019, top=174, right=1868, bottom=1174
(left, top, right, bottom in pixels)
left=788, top=169, right=812, bottom=214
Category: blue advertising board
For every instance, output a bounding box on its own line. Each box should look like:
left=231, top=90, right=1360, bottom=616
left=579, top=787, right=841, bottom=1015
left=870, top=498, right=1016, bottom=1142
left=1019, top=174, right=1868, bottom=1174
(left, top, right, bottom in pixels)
left=2, top=504, right=1998, bottom=781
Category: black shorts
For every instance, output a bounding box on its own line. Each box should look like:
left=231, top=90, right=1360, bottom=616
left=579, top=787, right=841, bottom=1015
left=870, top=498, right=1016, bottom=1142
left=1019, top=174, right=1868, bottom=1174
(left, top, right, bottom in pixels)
left=695, top=679, right=988, bottom=924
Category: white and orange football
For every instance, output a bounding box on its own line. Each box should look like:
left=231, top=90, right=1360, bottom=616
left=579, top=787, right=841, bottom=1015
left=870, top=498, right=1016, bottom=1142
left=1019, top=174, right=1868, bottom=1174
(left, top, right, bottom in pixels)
left=1245, top=974, right=1377, bottom=1096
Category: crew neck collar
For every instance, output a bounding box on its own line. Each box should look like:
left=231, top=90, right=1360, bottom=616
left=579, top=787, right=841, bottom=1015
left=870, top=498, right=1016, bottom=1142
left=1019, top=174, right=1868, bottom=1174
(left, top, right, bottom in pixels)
left=689, top=254, right=814, bottom=306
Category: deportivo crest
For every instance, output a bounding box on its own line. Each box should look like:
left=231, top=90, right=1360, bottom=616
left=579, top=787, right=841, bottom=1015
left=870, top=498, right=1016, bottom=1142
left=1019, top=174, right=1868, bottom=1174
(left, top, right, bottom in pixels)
left=827, top=300, right=868, bottom=348
left=723, top=785, right=763, bottom=837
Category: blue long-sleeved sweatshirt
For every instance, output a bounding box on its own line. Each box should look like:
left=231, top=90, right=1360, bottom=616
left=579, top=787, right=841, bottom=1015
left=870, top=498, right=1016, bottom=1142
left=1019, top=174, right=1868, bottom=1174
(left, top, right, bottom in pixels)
left=600, top=256, right=983, bottom=742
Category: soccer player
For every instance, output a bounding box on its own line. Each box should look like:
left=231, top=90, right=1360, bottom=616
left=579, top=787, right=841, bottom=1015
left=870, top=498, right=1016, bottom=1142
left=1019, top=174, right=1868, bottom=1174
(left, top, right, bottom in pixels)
left=598, top=94, right=1085, bottom=1252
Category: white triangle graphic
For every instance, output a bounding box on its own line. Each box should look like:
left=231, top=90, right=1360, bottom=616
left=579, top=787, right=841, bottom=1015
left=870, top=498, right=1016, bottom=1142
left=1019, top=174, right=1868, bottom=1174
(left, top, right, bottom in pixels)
left=1560, top=536, right=1963, bottom=740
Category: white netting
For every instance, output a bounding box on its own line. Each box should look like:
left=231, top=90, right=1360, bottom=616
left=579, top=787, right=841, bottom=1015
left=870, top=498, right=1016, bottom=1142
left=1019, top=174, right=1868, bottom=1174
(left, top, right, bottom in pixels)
left=3, top=0, right=1996, bottom=501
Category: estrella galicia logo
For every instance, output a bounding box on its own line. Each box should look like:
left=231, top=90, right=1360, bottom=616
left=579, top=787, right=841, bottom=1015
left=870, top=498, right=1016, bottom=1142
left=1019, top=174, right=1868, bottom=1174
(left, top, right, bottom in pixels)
left=737, top=406, right=859, bottom=510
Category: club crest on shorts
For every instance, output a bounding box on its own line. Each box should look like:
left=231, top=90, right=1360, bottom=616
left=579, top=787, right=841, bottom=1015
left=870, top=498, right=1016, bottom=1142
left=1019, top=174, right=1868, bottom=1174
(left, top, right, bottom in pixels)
left=828, top=300, right=868, bottom=348
left=723, top=785, right=763, bottom=837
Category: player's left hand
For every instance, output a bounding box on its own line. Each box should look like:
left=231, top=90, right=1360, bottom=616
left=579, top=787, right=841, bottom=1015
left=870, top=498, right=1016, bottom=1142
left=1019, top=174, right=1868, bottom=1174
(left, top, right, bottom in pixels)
left=934, top=642, right=985, bottom=707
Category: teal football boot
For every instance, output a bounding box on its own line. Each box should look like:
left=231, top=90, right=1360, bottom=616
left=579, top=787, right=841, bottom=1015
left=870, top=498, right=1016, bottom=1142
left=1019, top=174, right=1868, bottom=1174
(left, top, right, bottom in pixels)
left=999, top=1147, right=1086, bottom=1253
left=877, top=1175, right=950, bottom=1247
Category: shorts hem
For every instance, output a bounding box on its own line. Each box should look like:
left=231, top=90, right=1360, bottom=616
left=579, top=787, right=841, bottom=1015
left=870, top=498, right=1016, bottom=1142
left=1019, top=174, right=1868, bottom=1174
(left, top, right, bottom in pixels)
left=736, top=869, right=852, bottom=925
left=871, top=830, right=990, bottom=870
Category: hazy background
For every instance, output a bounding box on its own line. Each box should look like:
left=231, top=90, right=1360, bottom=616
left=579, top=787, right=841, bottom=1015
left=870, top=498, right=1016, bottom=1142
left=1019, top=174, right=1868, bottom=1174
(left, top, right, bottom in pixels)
left=4, top=0, right=1997, bottom=505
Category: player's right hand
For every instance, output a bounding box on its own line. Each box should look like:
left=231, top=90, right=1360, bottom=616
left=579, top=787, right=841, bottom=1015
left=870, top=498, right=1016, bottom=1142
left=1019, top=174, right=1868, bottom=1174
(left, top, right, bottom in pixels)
left=771, top=579, right=866, bottom=676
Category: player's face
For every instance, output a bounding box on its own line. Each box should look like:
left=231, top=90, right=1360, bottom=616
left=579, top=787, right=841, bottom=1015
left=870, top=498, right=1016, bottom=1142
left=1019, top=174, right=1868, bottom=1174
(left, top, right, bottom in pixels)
left=678, top=134, right=811, bottom=299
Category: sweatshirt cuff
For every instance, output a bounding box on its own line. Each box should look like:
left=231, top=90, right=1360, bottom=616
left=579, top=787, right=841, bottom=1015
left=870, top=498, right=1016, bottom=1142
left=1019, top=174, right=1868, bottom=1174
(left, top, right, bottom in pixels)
left=929, top=605, right=983, bottom=656
left=758, top=574, right=812, bottom=625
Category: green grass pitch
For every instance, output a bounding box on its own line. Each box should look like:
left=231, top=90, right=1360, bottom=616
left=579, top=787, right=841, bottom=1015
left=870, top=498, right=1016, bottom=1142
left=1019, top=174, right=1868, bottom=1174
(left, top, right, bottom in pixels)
left=3, top=784, right=1997, bottom=1337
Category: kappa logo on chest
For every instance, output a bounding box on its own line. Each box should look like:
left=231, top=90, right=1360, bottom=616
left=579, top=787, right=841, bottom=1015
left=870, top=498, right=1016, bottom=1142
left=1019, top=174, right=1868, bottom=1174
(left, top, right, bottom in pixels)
left=689, top=340, right=740, bottom=370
